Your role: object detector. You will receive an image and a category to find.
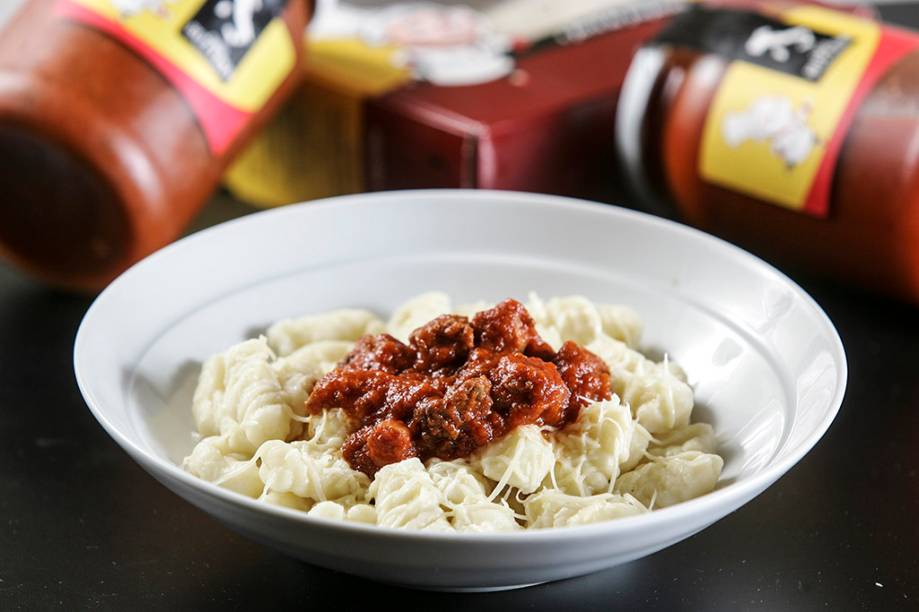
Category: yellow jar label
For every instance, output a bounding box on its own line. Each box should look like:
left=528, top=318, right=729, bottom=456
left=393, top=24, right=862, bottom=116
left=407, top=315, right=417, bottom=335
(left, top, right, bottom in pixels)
left=57, top=0, right=296, bottom=153
left=700, top=8, right=877, bottom=215
left=656, top=6, right=919, bottom=217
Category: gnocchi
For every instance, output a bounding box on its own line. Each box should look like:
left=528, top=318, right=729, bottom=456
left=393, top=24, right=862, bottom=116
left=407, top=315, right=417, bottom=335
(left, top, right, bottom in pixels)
left=182, top=294, right=722, bottom=531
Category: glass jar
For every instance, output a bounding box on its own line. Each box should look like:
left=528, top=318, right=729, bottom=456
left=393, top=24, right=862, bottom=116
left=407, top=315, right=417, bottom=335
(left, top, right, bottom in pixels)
left=0, top=0, right=311, bottom=290
left=617, top=2, right=919, bottom=301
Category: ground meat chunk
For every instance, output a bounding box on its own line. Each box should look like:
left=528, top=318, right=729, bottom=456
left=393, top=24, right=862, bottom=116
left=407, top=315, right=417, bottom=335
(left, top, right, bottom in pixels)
left=413, top=377, right=494, bottom=459
left=410, top=314, right=474, bottom=372
left=342, top=333, right=416, bottom=373
left=305, top=369, right=393, bottom=421
left=445, top=376, right=493, bottom=422
left=383, top=372, right=443, bottom=422
left=554, top=340, right=612, bottom=420
left=341, top=426, right=376, bottom=477
left=472, top=299, right=547, bottom=354
left=343, top=420, right=418, bottom=477
left=488, top=352, right=571, bottom=428
left=366, top=419, right=417, bottom=468
left=454, top=347, right=501, bottom=381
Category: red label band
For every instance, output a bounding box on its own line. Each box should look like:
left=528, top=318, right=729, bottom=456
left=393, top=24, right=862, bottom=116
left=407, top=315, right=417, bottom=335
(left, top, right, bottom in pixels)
left=803, top=26, right=919, bottom=217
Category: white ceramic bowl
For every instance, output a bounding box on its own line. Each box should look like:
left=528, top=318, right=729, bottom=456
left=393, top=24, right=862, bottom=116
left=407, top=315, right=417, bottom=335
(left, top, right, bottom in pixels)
left=74, top=190, right=846, bottom=591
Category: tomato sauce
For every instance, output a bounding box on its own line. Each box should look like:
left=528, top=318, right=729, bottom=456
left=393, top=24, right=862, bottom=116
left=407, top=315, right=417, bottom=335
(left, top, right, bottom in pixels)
left=305, top=299, right=612, bottom=476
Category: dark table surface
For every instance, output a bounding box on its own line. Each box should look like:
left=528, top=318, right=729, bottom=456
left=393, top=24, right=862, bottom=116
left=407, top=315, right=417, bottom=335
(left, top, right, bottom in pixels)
left=5, top=5, right=919, bottom=611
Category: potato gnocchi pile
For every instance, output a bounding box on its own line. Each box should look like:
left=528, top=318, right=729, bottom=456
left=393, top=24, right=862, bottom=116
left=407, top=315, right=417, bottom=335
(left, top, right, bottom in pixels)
left=183, top=293, right=723, bottom=531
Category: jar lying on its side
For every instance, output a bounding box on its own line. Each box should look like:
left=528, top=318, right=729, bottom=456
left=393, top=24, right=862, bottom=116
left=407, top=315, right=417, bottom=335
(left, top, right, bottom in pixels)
left=0, top=0, right=311, bottom=290
left=617, top=2, right=919, bottom=302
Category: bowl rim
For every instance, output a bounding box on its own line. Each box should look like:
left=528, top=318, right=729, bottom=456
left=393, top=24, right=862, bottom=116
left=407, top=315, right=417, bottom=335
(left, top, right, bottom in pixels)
left=73, top=188, right=848, bottom=543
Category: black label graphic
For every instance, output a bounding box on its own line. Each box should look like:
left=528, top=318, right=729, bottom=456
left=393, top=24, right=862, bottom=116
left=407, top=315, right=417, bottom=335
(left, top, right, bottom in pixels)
left=183, top=0, right=288, bottom=81
left=655, top=7, right=850, bottom=82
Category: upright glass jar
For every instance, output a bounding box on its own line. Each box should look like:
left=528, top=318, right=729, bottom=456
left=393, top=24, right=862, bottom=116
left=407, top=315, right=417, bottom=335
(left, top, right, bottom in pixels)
left=617, top=2, right=919, bottom=302
left=0, top=0, right=311, bottom=290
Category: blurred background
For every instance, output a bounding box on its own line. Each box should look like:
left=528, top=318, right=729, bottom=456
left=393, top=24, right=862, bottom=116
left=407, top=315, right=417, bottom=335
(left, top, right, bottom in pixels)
left=0, top=4, right=19, bottom=23
left=3, top=0, right=919, bottom=299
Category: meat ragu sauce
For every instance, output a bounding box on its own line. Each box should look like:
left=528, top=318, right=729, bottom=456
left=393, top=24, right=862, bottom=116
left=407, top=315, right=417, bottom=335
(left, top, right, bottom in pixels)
left=304, top=299, right=612, bottom=476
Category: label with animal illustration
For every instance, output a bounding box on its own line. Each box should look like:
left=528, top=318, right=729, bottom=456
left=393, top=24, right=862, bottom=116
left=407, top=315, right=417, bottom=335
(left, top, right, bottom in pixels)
left=656, top=6, right=919, bottom=218
left=56, top=0, right=295, bottom=154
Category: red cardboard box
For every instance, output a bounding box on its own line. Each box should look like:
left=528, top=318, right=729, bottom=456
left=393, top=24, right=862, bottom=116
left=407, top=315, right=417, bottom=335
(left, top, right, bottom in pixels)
left=364, top=20, right=666, bottom=202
